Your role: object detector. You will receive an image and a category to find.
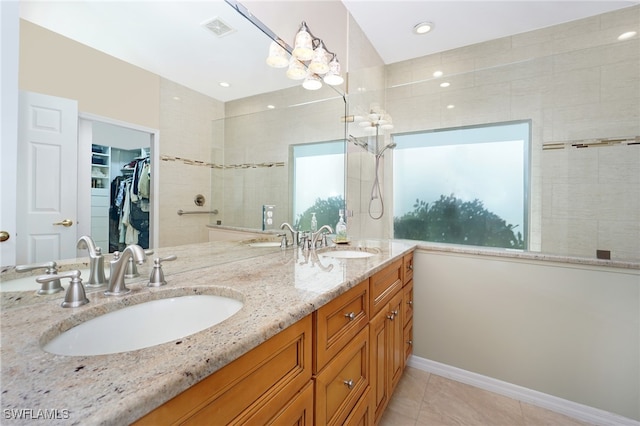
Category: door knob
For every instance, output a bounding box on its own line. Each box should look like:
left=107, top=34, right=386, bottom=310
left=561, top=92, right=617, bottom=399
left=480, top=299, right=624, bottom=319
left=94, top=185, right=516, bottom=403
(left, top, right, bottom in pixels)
left=53, top=219, right=73, bottom=227
left=0, top=231, right=9, bottom=242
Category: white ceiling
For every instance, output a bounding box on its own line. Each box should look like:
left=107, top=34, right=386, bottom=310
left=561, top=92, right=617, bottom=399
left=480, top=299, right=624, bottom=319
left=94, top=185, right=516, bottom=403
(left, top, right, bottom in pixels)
left=19, top=0, right=638, bottom=102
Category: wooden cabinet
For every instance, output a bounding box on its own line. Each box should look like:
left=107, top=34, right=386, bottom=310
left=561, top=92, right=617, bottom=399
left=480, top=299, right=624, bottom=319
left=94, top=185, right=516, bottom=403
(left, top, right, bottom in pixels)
left=314, top=326, right=370, bottom=426
left=134, top=315, right=312, bottom=425
left=403, top=253, right=414, bottom=364
left=370, top=258, right=403, bottom=316
left=135, top=250, right=415, bottom=426
left=314, top=279, right=369, bottom=372
left=370, top=289, right=404, bottom=423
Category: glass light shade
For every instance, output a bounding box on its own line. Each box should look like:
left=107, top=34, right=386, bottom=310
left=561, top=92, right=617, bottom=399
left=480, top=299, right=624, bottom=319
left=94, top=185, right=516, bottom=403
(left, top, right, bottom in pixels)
left=286, top=57, right=307, bottom=80
left=308, top=43, right=329, bottom=74
left=292, top=23, right=313, bottom=61
left=302, top=73, right=322, bottom=90
left=266, top=40, right=289, bottom=68
left=323, top=57, right=343, bottom=85
left=381, top=123, right=394, bottom=130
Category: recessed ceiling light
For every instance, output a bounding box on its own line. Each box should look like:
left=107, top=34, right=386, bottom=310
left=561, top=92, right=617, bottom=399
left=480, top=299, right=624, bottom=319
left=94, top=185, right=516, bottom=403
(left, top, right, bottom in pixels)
left=219, top=81, right=230, bottom=88
left=172, top=96, right=181, bottom=101
left=267, top=105, right=275, bottom=109
left=433, top=70, right=443, bottom=78
left=440, top=82, right=450, bottom=88
left=413, top=22, right=434, bottom=35
left=618, top=31, right=637, bottom=41
left=447, top=104, right=455, bottom=109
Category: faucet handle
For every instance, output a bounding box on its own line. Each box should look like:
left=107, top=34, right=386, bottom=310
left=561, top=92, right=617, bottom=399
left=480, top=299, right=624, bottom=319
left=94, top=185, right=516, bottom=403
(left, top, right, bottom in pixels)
left=37, top=270, right=88, bottom=308
left=15, top=261, right=58, bottom=275
left=148, top=255, right=177, bottom=287
left=17, top=261, right=63, bottom=295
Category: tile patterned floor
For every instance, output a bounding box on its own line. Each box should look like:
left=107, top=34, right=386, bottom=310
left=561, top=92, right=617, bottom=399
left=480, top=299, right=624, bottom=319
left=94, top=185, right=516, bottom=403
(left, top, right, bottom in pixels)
left=380, top=367, right=592, bottom=426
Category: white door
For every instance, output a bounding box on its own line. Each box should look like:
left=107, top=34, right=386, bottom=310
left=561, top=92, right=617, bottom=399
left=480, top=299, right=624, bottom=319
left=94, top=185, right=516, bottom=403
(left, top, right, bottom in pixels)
left=17, top=91, right=78, bottom=264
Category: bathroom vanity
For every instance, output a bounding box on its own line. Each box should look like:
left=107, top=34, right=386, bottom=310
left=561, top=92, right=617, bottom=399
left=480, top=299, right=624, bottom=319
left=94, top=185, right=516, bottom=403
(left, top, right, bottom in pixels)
left=0, top=239, right=415, bottom=425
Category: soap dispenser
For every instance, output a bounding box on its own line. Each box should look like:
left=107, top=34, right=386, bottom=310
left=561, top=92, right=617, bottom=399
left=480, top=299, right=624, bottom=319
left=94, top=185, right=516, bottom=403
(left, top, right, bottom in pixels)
left=335, top=209, right=348, bottom=243
left=310, top=212, right=318, bottom=233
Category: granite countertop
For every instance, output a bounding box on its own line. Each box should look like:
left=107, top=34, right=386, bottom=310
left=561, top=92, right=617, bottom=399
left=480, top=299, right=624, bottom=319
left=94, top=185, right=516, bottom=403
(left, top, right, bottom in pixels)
left=0, top=239, right=415, bottom=425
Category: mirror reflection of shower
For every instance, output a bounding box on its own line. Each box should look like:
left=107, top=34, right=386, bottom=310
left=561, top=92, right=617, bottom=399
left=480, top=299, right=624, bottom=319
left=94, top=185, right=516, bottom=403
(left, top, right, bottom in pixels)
left=349, top=105, right=396, bottom=219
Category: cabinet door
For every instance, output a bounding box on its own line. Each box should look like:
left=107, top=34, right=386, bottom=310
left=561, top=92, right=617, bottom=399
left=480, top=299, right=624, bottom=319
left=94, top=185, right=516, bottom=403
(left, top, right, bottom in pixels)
left=370, top=307, right=389, bottom=423
left=389, top=289, right=404, bottom=393
left=404, top=321, right=413, bottom=364
left=403, top=280, right=413, bottom=327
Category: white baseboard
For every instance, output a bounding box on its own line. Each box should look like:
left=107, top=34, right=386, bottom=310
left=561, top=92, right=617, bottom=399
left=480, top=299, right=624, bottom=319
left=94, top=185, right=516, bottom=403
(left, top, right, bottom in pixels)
left=407, top=356, right=639, bottom=426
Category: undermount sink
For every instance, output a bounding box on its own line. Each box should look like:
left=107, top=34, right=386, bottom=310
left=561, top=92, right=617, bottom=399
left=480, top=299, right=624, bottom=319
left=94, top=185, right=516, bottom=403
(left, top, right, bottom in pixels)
left=1, top=269, right=91, bottom=293
left=42, top=295, right=243, bottom=356
left=247, top=241, right=281, bottom=248
left=319, top=248, right=377, bottom=259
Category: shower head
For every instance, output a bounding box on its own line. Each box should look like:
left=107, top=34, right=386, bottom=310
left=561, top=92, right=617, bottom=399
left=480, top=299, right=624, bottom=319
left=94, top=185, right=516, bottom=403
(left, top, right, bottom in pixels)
left=348, top=134, right=369, bottom=150
left=377, top=142, right=397, bottom=156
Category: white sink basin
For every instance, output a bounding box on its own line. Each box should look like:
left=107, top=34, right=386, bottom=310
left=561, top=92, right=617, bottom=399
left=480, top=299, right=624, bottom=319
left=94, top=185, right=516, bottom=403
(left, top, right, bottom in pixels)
left=247, top=241, right=281, bottom=247
left=1, top=269, right=91, bottom=293
left=320, top=250, right=376, bottom=259
left=42, top=295, right=243, bottom=356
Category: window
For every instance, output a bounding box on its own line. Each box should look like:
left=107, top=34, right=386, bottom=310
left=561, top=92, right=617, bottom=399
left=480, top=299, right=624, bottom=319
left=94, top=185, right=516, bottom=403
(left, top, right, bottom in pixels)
left=292, top=141, right=345, bottom=230
left=393, top=121, right=529, bottom=249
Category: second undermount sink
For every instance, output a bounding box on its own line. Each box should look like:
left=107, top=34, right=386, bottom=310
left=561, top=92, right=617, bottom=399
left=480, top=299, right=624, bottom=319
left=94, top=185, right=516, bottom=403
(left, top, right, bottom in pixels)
left=0, top=269, right=92, bottom=293
left=42, top=294, right=243, bottom=356
left=319, top=247, right=378, bottom=259
left=247, top=241, right=281, bottom=248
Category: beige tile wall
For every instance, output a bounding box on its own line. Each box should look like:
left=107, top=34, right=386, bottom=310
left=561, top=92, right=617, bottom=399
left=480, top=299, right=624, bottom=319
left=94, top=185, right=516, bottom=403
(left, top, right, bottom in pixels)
left=383, top=6, right=639, bottom=260
left=158, top=79, right=224, bottom=247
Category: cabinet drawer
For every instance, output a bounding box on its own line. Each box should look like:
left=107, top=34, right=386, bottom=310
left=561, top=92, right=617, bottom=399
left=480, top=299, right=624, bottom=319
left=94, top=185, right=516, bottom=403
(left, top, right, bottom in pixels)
left=403, top=279, right=413, bottom=327
left=315, top=325, right=369, bottom=426
left=403, top=252, right=414, bottom=285
left=343, top=386, right=373, bottom=426
left=254, top=381, right=314, bottom=425
left=404, top=322, right=413, bottom=364
left=134, top=315, right=312, bottom=425
left=314, top=279, right=369, bottom=372
left=370, top=258, right=402, bottom=316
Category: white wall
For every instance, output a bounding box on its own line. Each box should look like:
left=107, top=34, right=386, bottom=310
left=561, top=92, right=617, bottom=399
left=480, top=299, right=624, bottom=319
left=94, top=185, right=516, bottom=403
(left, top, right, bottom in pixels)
left=412, top=248, right=640, bottom=421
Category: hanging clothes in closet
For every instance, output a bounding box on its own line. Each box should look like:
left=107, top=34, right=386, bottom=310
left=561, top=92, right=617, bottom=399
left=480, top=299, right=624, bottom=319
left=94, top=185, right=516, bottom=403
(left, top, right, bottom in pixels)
left=109, top=157, right=150, bottom=252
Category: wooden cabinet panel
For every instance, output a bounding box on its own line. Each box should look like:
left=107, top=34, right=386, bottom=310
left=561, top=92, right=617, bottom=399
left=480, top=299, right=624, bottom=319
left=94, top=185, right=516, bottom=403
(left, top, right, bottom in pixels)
left=261, top=381, right=314, bottom=426
left=315, top=326, right=369, bottom=426
left=402, top=252, right=414, bottom=285
left=370, top=258, right=403, bottom=316
left=314, top=279, right=369, bottom=373
left=389, top=290, right=404, bottom=394
left=403, top=279, right=413, bottom=327
left=370, top=286, right=405, bottom=424
left=343, top=386, right=373, bottom=426
left=404, top=321, right=413, bottom=364
left=370, top=307, right=389, bottom=423
left=134, top=315, right=312, bottom=425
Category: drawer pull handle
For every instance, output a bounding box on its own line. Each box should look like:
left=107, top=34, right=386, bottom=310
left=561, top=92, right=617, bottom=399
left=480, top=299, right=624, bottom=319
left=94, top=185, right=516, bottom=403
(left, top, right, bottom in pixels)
left=343, top=379, right=354, bottom=389
left=344, top=312, right=356, bottom=321
left=407, top=264, right=413, bottom=271
left=387, top=313, right=395, bottom=321
left=407, top=340, right=413, bottom=345
left=407, top=300, right=413, bottom=306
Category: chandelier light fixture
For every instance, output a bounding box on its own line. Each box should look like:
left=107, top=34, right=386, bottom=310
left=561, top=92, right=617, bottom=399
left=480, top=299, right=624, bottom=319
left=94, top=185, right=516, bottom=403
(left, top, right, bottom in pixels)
left=266, top=21, right=344, bottom=90
left=354, top=106, right=394, bottom=133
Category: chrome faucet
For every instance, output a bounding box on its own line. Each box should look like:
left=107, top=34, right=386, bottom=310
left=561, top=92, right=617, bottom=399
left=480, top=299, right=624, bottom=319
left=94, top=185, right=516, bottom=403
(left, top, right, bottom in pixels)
left=280, top=222, right=299, bottom=247
left=15, top=261, right=63, bottom=295
left=104, top=245, right=146, bottom=296
left=76, top=235, right=107, bottom=287
left=37, top=270, right=89, bottom=308
left=311, top=225, right=333, bottom=249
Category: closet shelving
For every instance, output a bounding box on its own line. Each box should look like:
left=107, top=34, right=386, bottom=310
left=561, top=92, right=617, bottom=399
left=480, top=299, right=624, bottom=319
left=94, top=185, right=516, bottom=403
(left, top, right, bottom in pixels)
left=91, top=144, right=110, bottom=193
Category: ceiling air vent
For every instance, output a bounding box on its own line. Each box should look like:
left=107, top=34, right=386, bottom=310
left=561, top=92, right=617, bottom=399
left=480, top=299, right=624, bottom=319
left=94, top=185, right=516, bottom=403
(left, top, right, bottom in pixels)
left=202, top=17, right=236, bottom=37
